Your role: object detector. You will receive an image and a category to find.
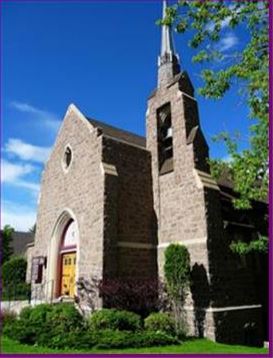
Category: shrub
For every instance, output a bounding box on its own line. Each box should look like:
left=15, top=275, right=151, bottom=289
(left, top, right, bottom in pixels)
left=164, top=244, right=191, bottom=299
left=144, top=312, right=175, bottom=335
left=164, top=244, right=190, bottom=333
left=19, top=306, right=33, bottom=320
left=2, top=256, right=30, bottom=301
left=89, top=309, right=142, bottom=332
left=4, top=319, right=38, bottom=345
left=94, top=329, right=179, bottom=349
left=5, top=303, right=84, bottom=347
left=2, top=256, right=27, bottom=285
left=46, top=303, right=84, bottom=332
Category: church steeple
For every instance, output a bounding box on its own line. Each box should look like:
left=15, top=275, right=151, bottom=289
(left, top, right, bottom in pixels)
left=158, top=0, right=180, bottom=88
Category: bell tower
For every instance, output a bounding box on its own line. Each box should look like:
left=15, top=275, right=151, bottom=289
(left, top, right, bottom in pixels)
left=145, top=1, right=264, bottom=343
left=146, top=0, right=215, bottom=274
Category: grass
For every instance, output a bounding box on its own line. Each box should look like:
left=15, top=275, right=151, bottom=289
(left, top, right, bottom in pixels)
left=1, top=336, right=269, bottom=354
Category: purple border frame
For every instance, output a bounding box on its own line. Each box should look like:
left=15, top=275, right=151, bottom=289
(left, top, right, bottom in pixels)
left=0, top=0, right=272, bottom=357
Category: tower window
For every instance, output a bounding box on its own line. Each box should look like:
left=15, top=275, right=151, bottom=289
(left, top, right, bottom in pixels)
left=157, top=103, right=174, bottom=174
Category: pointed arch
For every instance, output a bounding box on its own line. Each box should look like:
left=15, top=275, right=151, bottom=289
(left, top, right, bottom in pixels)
left=46, top=209, right=79, bottom=300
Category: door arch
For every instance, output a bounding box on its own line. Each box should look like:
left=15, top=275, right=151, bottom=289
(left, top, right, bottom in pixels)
left=47, top=209, right=79, bottom=300
left=58, top=220, right=78, bottom=297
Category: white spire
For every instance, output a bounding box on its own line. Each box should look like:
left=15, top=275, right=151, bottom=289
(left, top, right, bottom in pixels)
left=161, top=0, right=175, bottom=57
left=158, top=0, right=180, bottom=87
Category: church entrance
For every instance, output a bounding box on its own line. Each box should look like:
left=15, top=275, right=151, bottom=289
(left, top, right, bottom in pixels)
left=58, top=219, right=78, bottom=298
left=60, top=252, right=76, bottom=296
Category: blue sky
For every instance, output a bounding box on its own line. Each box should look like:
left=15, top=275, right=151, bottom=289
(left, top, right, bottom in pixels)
left=1, top=1, right=252, bottom=231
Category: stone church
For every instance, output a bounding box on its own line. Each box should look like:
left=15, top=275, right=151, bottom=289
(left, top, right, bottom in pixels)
left=27, top=1, right=268, bottom=345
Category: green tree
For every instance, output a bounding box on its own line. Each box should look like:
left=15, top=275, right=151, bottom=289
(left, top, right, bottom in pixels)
left=1, top=225, right=14, bottom=263
left=164, top=244, right=190, bottom=334
left=161, top=0, right=269, bottom=210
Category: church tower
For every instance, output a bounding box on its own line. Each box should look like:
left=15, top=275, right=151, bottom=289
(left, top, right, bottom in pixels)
left=146, top=0, right=216, bottom=276
left=146, top=2, right=264, bottom=343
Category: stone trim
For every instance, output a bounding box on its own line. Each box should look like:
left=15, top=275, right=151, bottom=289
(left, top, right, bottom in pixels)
left=26, top=242, right=35, bottom=248
left=196, top=170, right=220, bottom=191
left=158, top=238, right=207, bottom=249
left=117, top=241, right=156, bottom=250
left=177, top=90, right=197, bottom=102
left=223, top=221, right=255, bottom=229
left=101, top=162, right=118, bottom=176
left=184, top=304, right=262, bottom=312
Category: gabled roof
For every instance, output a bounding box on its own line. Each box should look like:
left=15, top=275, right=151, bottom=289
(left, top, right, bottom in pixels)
left=87, top=117, right=146, bottom=148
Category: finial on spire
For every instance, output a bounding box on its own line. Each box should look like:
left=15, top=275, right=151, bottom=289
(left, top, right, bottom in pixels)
left=158, top=0, right=180, bottom=88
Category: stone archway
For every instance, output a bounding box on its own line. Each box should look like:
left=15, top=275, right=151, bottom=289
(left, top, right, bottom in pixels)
left=47, top=209, right=79, bottom=300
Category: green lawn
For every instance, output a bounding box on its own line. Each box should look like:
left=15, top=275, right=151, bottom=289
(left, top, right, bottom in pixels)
left=1, top=336, right=269, bottom=354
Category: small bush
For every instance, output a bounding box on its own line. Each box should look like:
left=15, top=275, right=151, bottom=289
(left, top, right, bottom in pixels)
left=5, top=303, right=84, bottom=347
left=4, top=304, right=180, bottom=350
left=94, top=329, right=179, bottom=349
left=4, top=319, right=38, bottom=345
left=46, top=303, right=84, bottom=332
left=89, top=309, right=142, bottom=332
left=19, top=306, right=32, bottom=320
left=144, top=312, right=175, bottom=335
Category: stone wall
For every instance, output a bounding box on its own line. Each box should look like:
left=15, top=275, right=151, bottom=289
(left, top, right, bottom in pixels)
left=102, top=136, right=157, bottom=280
left=146, top=73, right=266, bottom=345
left=146, top=75, right=210, bottom=277
left=31, top=104, right=105, bottom=302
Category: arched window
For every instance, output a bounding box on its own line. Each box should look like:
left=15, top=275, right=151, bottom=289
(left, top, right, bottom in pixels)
left=157, top=102, right=173, bottom=174
left=61, top=220, right=78, bottom=250
left=63, top=146, right=72, bottom=171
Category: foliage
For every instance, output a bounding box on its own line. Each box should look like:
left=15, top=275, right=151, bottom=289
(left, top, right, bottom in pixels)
left=164, top=244, right=190, bottom=334
left=1, top=225, right=14, bottom=263
left=2, top=256, right=30, bottom=301
left=230, top=235, right=268, bottom=255
left=0, top=309, right=17, bottom=328
left=164, top=244, right=191, bottom=300
left=4, top=303, right=84, bottom=346
left=161, top=1, right=269, bottom=209
left=77, top=277, right=162, bottom=316
left=2, top=282, right=31, bottom=301
left=144, top=312, right=175, bottom=335
left=89, top=308, right=142, bottom=332
left=46, top=303, right=84, bottom=331
left=2, top=256, right=27, bottom=285
left=5, top=304, right=179, bottom=350
left=93, top=329, right=179, bottom=350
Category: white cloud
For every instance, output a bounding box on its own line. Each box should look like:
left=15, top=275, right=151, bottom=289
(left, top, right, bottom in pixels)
left=11, top=101, right=61, bottom=132
left=217, top=33, right=238, bottom=52
left=206, top=17, right=231, bottom=32
left=1, top=159, right=40, bottom=192
left=5, top=138, right=51, bottom=163
left=1, top=159, right=34, bottom=182
left=1, top=201, right=37, bottom=232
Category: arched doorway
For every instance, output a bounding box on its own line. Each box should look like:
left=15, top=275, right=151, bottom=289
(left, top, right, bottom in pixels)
left=58, top=220, right=78, bottom=297
left=47, top=210, right=79, bottom=301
